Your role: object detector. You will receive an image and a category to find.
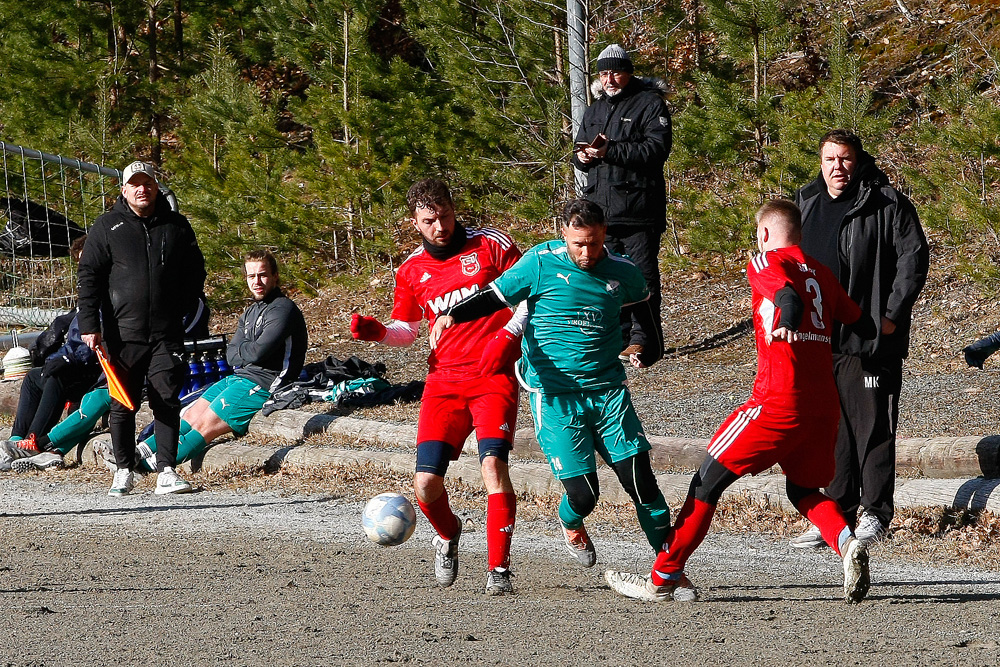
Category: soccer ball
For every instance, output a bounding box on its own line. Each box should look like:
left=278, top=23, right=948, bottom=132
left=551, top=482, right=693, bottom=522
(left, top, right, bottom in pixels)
left=362, top=493, right=417, bottom=546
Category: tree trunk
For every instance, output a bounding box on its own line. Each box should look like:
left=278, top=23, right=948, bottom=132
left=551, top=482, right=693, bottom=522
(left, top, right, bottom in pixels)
left=342, top=8, right=351, bottom=146
left=174, top=0, right=183, bottom=61
left=688, top=0, right=701, bottom=69
left=148, top=0, right=161, bottom=165
left=553, top=12, right=568, bottom=138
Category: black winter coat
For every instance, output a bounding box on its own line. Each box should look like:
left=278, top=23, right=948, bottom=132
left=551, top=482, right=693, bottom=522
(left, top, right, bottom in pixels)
left=795, top=155, right=929, bottom=361
left=77, top=193, right=206, bottom=344
left=572, top=77, right=671, bottom=230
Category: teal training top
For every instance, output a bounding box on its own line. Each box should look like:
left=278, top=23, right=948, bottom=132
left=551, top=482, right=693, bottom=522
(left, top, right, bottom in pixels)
left=490, top=239, right=648, bottom=394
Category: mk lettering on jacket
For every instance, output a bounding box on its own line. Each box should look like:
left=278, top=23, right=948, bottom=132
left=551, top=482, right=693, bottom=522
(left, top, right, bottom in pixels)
left=427, top=284, right=480, bottom=315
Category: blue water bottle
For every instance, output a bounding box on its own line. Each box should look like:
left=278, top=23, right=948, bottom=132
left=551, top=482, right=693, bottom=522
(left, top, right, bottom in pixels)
left=215, top=350, right=231, bottom=379
left=187, top=353, right=203, bottom=393
left=201, top=351, right=218, bottom=386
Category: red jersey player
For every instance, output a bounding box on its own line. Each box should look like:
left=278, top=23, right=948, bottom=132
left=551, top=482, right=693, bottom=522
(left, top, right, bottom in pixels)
left=351, top=178, right=525, bottom=596
left=604, top=199, right=878, bottom=604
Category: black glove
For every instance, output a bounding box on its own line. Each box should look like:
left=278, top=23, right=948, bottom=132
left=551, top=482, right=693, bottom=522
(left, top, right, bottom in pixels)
left=41, top=354, right=72, bottom=378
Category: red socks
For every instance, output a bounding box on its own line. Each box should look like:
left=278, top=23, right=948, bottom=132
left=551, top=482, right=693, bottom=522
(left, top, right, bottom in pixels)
left=797, top=491, right=849, bottom=555
left=417, top=490, right=459, bottom=540
left=418, top=490, right=516, bottom=570
left=486, top=492, right=516, bottom=570
left=651, top=496, right=716, bottom=586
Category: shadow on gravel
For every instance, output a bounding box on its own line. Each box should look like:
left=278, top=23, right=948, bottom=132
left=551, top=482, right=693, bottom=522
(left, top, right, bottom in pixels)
left=666, top=318, right=752, bottom=357
left=0, top=496, right=333, bottom=519
left=872, top=591, right=1000, bottom=603
left=878, top=578, right=1000, bottom=587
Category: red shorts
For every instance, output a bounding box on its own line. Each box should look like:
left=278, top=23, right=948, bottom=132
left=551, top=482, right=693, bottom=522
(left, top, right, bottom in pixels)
left=416, top=374, right=519, bottom=458
left=706, top=401, right=839, bottom=488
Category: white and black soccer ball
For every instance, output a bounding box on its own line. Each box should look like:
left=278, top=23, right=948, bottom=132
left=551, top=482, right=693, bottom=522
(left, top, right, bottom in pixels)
left=362, top=493, right=417, bottom=546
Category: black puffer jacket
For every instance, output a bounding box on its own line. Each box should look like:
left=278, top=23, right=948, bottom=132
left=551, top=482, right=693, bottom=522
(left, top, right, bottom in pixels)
left=795, top=154, right=929, bottom=361
left=77, top=193, right=206, bottom=343
left=572, top=77, right=671, bottom=230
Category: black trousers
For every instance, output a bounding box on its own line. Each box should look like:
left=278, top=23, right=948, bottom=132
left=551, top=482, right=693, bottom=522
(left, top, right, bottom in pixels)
left=826, top=353, right=903, bottom=527
left=12, top=367, right=98, bottom=446
left=107, top=339, right=187, bottom=472
left=604, top=226, right=663, bottom=349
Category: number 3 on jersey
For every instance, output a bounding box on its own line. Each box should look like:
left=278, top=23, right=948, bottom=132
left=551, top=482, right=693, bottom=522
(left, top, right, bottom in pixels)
left=805, top=277, right=825, bottom=330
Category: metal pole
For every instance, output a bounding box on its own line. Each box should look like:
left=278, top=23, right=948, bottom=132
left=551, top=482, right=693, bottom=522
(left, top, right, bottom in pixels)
left=0, top=141, right=122, bottom=180
left=567, top=0, right=589, bottom=196
left=0, top=141, right=180, bottom=212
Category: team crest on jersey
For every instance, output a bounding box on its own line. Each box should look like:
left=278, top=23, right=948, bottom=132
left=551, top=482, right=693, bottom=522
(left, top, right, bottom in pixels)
left=460, top=252, right=481, bottom=276
left=605, top=279, right=620, bottom=295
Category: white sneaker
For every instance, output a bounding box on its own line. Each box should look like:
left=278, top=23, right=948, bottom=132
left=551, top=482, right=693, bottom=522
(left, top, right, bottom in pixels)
left=431, top=518, right=461, bottom=587
left=0, top=439, right=15, bottom=463
left=93, top=438, right=117, bottom=473
left=2, top=438, right=38, bottom=460
left=155, top=467, right=193, bottom=495
left=855, top=511, right=887, bottom=545
left=789, top=524, right=825, bottom=549
left=484, top=568, right=513, bottom=596
left=604, top=570, right=700, bottom=602
left=12, top=451, right=63, bottom=472
left=843, top=537, right=871, bottom=603
left=108, top=468, right=135, bottom=497
left=562, top=524, right=597, bottom=568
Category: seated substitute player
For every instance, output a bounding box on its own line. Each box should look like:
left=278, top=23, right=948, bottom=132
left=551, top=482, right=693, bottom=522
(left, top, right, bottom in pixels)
left=431, top=198, right=670, bottom=570
left=351, top=178, right=525, bottom=596
left=1, top=313, right=99, bottom=463
left=98, top=248, right=306, bottom=494
left=1, top=385, right=114, bottom=471
left=604, top=199, right=878, bottom=604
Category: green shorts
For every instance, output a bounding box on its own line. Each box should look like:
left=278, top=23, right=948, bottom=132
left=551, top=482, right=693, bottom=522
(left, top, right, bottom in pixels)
left=528, top=385, right=651, bottom=480
left=199, top=375, right=270, bottom=436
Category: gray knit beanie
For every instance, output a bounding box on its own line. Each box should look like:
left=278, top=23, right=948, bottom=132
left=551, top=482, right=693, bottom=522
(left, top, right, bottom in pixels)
left=596, top=43, right=633, bottom=73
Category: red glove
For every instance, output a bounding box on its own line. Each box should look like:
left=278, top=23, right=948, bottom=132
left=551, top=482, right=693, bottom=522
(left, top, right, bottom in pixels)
left=351, top=313, right=387, bottom=342
left=479, top=329, right=521, bottom=376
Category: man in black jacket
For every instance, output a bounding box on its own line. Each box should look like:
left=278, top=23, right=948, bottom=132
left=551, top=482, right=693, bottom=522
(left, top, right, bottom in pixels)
left=572, top=44, right=671, bottom=358
left=94, top=249, right=307, bottom=475
left=791, top=130, right=929, bottom=547
left=78, top=160, right=206, bottom=497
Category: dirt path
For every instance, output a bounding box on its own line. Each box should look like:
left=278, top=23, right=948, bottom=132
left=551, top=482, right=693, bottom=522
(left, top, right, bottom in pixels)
left=2, top=477, right=999, bottom=666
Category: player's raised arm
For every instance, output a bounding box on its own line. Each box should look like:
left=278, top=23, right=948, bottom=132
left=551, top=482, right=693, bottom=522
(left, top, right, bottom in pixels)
left=350, top=313, right=386, bottom=342
left=350, top=313, right=420, bottom=347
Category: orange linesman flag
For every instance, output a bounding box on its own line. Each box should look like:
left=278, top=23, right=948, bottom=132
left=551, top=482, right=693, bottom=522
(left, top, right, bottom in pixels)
left=97, top=346, right=135, bottom=411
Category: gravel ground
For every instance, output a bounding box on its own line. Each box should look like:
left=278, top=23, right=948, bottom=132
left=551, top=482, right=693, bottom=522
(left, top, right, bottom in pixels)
left=2, top=476, right=1000, bottom=666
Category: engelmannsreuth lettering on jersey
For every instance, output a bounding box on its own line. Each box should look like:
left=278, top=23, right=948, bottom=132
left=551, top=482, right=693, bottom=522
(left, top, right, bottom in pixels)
left=490, top=239, right=648, bottom=394
left=393, top=228, right=521, bottom=381
left=747, top=246, right=861, bottom=415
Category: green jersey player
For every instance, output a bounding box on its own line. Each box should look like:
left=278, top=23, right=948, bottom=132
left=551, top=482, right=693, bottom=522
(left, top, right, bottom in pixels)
left=431, top=199, right=670, bottom=568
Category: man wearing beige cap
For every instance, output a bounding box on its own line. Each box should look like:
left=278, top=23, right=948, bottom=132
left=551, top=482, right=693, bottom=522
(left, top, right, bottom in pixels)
left=572, top=44, right=671, bottom=362
left=78, top=161, right=206, bottom=497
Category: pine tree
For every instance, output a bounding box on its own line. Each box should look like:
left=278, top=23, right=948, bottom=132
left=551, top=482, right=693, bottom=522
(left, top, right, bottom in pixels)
left=902, top=50, right=1000, bottom=281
